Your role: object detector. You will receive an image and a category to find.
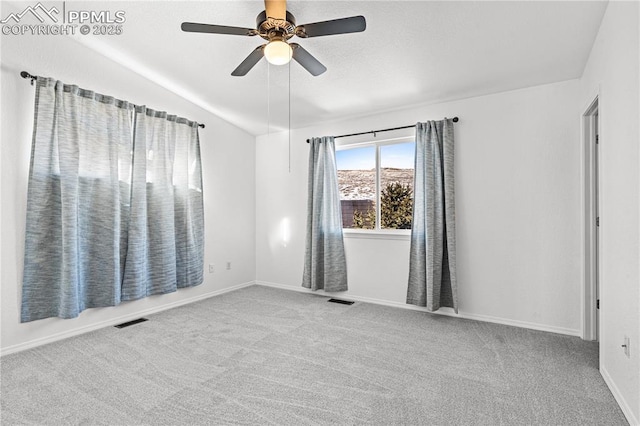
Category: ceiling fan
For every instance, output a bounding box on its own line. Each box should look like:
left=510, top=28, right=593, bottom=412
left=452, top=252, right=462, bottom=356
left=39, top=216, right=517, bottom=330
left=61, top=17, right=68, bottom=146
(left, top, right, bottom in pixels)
left=181, top=0, right=366, bottom=77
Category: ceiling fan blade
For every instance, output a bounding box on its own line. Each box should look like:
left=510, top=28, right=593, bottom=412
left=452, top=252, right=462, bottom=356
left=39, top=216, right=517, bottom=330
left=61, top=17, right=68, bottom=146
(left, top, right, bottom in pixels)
left=291, top=44, right=326, bottom=76
left=296, top=15, right=366, bottom=38
left=181, top=22, right=257, bottom=36
left=231, top=45, right=266, bottom=76
left=264, top=0, right=286, bottom=20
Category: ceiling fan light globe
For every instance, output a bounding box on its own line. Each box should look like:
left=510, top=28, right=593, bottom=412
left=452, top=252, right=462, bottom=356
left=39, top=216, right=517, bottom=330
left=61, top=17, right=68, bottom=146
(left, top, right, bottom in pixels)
left=264, top=40, right=293, bottom=65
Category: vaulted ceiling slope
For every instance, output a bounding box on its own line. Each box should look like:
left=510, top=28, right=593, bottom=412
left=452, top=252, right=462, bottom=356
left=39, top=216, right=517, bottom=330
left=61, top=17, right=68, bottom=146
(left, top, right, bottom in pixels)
left=55, top=1, right=609, bottom=135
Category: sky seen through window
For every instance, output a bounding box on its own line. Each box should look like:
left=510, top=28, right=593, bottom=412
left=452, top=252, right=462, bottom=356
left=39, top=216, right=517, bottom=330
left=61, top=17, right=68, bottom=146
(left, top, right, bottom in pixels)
left=336, top=142, right=415, bottom=170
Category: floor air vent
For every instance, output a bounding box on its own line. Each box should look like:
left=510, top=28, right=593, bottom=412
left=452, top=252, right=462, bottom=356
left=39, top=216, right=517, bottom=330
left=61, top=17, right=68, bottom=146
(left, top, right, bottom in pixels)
left=327, top=298, right=355, bottom=305
left=114, top=318, right=148, bottom=329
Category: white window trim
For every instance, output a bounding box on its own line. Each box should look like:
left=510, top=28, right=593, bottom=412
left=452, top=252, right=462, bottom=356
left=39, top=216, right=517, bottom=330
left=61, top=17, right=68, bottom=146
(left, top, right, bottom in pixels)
left=343, top=228, right=411, bottom=240
left=337, top=135, right=415, bottom=239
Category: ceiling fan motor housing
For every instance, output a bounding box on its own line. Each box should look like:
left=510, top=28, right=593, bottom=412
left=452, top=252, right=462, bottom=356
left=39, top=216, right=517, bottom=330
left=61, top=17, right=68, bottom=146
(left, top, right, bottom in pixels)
left=257, top=10, right=297, bottom=40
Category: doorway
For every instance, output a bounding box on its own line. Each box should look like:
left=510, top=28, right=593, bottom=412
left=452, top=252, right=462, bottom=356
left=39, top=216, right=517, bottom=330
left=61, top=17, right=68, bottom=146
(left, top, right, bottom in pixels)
left=582, top=97, right=599, bottom=341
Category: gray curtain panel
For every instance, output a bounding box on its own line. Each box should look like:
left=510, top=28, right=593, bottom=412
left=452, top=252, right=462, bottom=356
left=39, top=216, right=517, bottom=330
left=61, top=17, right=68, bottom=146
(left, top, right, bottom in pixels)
left=21, top=79, right=204, bottom=322
left=121, top=107, right=204, bottom=301
left=302, top=137, right=348, bottom=292
left=21, top=78, right=134, bottom=321
left=407, top=119, right=458, bottom=313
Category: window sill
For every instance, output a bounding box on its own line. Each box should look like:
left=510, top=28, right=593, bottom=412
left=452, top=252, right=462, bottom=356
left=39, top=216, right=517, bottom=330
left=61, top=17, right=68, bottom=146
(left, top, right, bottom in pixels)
left=343, top=229, right=411, bottom=241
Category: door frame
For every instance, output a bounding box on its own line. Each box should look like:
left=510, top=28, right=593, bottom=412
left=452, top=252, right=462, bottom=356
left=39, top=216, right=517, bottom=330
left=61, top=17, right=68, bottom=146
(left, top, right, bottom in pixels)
left=581, top=96, right=599, bottom=341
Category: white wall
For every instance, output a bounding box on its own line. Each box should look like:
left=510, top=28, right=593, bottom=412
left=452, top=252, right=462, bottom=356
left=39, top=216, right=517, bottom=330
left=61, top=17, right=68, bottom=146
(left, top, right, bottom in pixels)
left=256, top=79, right=582, bottom=336
left=579, top=2, right=640, bottom=423
left=0, top=32, right=256, bottom=354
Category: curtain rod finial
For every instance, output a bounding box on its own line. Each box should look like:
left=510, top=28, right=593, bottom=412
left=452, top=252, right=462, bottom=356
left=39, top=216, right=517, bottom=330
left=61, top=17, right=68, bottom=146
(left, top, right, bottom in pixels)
left=20, top=71, right=37, bottom=85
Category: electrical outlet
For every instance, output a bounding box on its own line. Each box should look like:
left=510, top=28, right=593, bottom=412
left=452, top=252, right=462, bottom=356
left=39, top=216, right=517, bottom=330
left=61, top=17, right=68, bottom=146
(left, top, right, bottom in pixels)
left=226, top=261, right=231, bottom=270
left=622, top=336, right=630, bottom=357
left=208, top=264, right=215, bottom=274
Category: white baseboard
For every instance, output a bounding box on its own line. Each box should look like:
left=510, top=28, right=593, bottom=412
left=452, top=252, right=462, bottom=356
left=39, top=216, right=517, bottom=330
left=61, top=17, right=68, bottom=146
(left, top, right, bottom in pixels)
left=601, top=366, right=640, bottom=426
left=255, top=280, right=581, bottom=337
left=455, top=311, right=581, bottom=337
left=0, top=281, right=255, bottom=357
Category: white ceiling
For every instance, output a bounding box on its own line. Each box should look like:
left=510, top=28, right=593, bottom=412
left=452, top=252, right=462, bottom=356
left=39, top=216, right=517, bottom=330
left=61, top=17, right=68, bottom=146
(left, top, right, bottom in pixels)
left=72, top=1, right=607, bottom=135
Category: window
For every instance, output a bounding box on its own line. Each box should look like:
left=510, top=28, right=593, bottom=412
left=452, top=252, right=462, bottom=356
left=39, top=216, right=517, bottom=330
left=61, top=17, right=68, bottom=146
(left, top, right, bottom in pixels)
left=336, top=138, right=415, bottom=231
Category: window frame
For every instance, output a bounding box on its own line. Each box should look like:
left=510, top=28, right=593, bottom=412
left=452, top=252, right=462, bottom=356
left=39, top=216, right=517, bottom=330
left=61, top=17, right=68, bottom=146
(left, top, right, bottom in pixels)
left=336, top=135, right=415, bottom=239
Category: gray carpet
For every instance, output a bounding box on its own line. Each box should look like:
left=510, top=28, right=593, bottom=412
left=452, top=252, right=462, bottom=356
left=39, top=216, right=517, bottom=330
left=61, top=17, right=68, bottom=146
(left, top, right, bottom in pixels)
left=0, top=285, right=628, bottom=425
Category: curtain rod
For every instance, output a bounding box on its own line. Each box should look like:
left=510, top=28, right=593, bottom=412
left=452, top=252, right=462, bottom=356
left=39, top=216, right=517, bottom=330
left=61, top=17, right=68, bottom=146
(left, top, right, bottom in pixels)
left=20, top=71, right=206, bottom=129
left=305, top=117, right=459, bottom=143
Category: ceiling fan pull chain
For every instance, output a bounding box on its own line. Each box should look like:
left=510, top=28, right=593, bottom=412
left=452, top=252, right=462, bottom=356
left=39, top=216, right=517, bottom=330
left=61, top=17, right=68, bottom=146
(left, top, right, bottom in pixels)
left=288, top=59, right=291, bottom=174
left=267, top=62, right=271, bottom=139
